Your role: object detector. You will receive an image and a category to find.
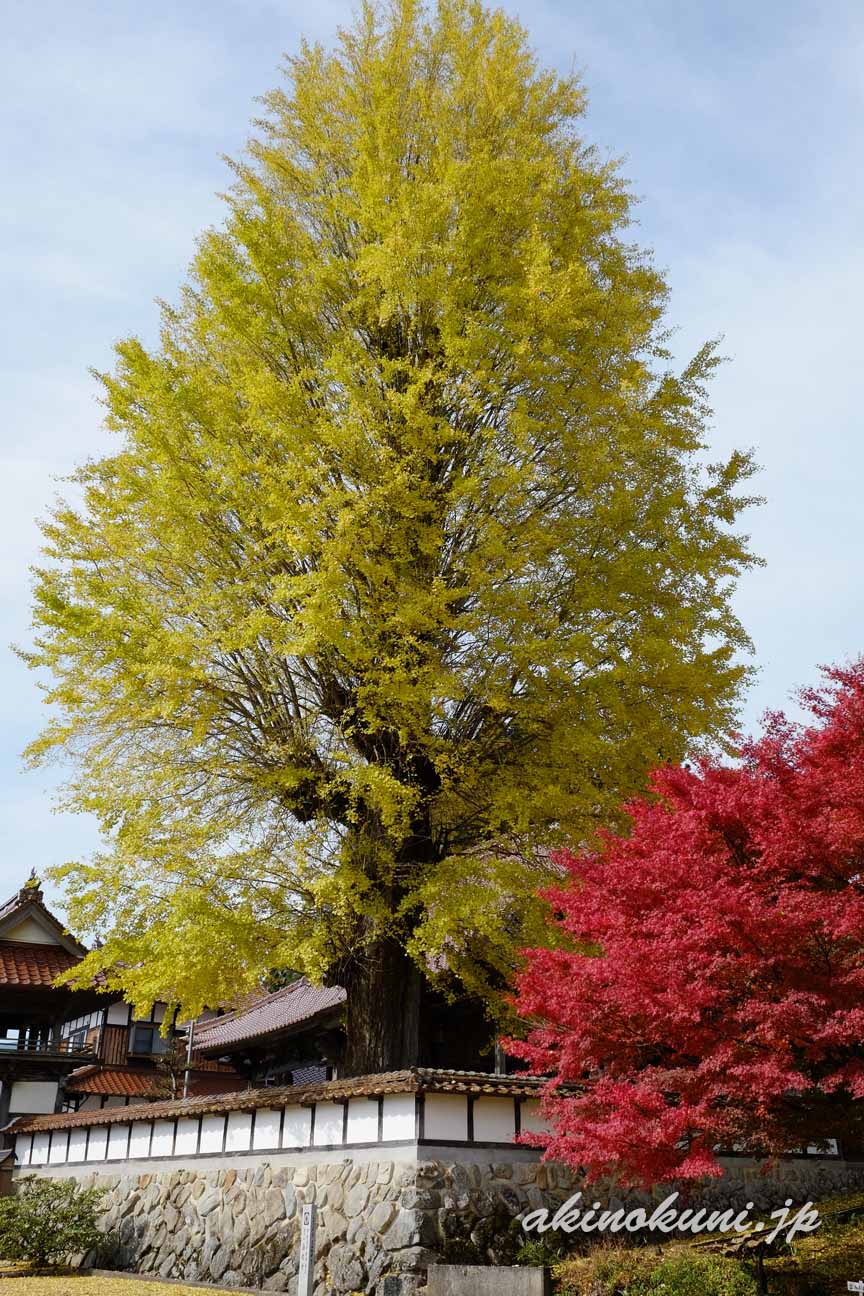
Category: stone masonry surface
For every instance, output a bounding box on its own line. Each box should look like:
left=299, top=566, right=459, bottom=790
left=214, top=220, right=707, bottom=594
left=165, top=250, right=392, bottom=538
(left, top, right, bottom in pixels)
left=27, top=1153, right=864, bottom=1296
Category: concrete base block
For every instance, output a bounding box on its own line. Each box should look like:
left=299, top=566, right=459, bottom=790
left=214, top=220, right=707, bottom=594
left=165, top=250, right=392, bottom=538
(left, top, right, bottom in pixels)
left=425, top=1265, right=550, bottom=1296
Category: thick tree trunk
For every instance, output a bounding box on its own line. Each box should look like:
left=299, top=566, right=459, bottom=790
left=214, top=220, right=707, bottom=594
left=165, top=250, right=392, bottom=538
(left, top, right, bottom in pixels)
left=339, top=933, right=422, bottom=1077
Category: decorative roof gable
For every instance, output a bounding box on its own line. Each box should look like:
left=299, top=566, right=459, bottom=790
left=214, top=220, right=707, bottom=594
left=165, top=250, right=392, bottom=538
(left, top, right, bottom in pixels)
left=0, top=877, right=86, bottom=958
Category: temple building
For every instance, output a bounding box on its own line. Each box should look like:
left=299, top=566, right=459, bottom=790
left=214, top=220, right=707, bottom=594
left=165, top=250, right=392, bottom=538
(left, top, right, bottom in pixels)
left=0, top=878, right=242, bottom=1122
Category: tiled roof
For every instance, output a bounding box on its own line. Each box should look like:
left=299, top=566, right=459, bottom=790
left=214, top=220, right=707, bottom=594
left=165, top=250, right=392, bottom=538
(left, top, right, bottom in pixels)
left=0, top=941, right=80, bottom=987
left=66, top=1066, right=247, bottom=1099
left=8, top=1068, right=549, bottom=1133
left=193, top=978, right=346, bottom=1053
left=66, top=1067, right=161, bottom=1097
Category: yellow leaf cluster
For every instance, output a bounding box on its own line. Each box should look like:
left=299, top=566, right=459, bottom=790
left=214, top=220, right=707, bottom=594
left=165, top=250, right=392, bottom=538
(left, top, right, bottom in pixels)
left=25, top=0, right=759, bottom=1027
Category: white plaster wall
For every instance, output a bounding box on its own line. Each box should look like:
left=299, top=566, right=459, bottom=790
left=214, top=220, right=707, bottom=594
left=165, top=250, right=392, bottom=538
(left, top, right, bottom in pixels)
left=252, top=1109, right=281, bottom=1151
left=282, top=1105, right=312, bottom=1149
left=313, top=1101, right=344, bottom=1146
left=30, top=1133, right=50, bottom=1165
left=473, top=1096, right=516, bottom=1143
left=68, top=1129, right=88, bottom=1162
left=12, top=1088, right=542, bottom=1173
left=9, top=1080, right=59, bottom=1114
left=199, top=1114, right=225, bottom=1155
left=129, top=1122, right=151, bottom=1158
left=347, top=1098, right=378, bottom=1143
left=225, top=1110, right=253, bottom=1153
left=106, top=1124, right=130, bottom=1160
left=86, top=1127, right=108, bottom=1161
left=14, top=1134, right=33, bottom=1166
left=382, top=1093, right=415, bottom=1141
left=175, top=1118, right=199, bottom=1156
left=520, top=1099, right=551, bottom=1135
left=151, top=1120, right=174, bottom=1158
left=48, top=1131, right=69, bottom=1165
left=424, top=1093, right=468, bottom=1142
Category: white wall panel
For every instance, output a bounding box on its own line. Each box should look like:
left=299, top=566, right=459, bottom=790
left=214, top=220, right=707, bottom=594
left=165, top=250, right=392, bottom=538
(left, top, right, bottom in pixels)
left=473, top=1097, right=516, bottom=1143
left=174, top=1118, right=199, bottom=1156
left=520, top=1099, right=550, bottom=1135
left=106, top=1124, right=130, bottom=1160
left=313, top=1101, right=344, bottom=1146
left=129, top=1122, right=151, bottom=1158
left=48, top=1131, right=69, bottom=1165
left=15, top=1134, right=33, bottom=1166
left=252, top=1108, right=281, bottom=1150
left=199, top=1114, right=224, bottom=1154
left=225, top=1110, right=252, bottom=1153
left=150, top=1120, right=175, bottom=1158
left=346, top=1098, right=378, bottom=1143
left=424, top=1093, right=468, bottom=1142
left=30, top=1132, right=50, bottom=1165
left=382, top=1093, right=415, bottom=1141
left=9, top=1080, right=58, bottom=1114
left=86, top=1127, right=108, bottom=1161
left=282, top=1105, right=312, bottom=1149
left=68, top=1129, right=88, bottom=1162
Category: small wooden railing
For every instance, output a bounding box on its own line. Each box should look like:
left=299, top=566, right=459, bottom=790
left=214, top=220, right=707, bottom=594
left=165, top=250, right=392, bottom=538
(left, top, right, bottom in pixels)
left=0, top=1036, right=95, bottom=1058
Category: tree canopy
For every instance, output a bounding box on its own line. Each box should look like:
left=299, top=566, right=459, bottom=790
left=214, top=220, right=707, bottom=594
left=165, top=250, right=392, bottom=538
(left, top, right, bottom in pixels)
left=25, top=0, right=757, bottom=1072
left=513, top=662, right=864, bottom=1185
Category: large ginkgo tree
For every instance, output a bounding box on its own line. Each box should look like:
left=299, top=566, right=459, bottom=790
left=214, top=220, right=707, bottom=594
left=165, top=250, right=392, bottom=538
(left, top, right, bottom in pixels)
left=25, top=0, right=757, bottom=1074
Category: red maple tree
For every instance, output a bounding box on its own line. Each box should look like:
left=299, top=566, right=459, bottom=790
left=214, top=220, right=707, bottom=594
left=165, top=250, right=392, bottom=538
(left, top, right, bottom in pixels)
left=511, top=661, right=864, bottom=1186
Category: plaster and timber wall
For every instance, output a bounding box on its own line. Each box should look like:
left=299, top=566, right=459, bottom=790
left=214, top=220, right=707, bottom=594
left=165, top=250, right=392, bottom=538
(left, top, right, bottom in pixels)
left=8, top=1070, right=864, bottom=1295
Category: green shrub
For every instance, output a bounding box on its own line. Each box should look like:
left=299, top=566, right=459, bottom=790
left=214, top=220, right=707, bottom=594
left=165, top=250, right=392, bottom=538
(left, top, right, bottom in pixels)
left=555, top=1244, right=659, bottom=1294
left=517, top=1234, right=578, bottom=1268
left=556, top=1245, right=757, bottom=1295
left=637, top=1251, right=758, bottom=1295
left=0, top=1176, right=107, bottom=1267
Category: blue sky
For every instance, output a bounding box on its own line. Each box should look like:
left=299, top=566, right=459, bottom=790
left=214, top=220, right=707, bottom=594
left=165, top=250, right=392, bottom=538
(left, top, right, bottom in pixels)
left=2, top=1, right=862, bottom=907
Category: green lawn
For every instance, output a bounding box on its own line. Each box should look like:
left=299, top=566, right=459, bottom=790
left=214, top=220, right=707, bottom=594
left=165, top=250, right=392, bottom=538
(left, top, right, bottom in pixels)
left=0, top=1280, right=212, bottom=1295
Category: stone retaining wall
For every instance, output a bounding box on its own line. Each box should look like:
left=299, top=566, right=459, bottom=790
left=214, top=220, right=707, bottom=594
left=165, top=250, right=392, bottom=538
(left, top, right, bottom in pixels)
left=21, top=1150, right=864, bottom=1295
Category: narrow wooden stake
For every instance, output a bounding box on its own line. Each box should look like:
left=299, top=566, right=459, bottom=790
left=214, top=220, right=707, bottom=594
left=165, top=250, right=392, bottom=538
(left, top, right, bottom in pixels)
left=298, top=1202, right=317, bottom=1296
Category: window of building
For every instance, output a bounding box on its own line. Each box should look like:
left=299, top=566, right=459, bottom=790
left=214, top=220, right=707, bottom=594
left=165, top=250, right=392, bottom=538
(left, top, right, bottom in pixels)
left=129, top=1023, right=169, bottom=1056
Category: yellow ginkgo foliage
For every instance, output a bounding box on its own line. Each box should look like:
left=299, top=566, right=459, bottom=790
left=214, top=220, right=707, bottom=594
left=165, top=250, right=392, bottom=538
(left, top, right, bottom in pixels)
left=24, top=0, right=759, bottom=1074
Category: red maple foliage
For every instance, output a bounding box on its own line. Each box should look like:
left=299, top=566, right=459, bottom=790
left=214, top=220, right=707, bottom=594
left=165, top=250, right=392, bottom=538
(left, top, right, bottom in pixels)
left=511, top=662, right=864, bottom=1186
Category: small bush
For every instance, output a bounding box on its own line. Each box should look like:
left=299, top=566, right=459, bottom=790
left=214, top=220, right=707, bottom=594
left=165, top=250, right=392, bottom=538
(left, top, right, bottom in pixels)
left=0, top=1176, right=107, bottom=1267
left=556, top=1245, right=757, bottom=1295
left=555, top=1244, right=659, bottom=1294
left=637, top=1251, right=758, bottom=1295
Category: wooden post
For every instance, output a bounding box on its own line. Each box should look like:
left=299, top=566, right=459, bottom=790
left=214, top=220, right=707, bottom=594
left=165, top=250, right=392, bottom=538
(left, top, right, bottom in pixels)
left=756, top=1251, right=767, bottom=1295
left=298, top=1202, right=317, bottom=1296
left=182, top=1019, right=195, bottom=1100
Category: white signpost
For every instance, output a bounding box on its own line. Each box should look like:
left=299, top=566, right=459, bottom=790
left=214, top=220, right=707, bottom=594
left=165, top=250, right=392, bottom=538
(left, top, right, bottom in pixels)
left=847, top=1282, right=864, bottom=1293
left=298, top=1202, right=317, bottom=1296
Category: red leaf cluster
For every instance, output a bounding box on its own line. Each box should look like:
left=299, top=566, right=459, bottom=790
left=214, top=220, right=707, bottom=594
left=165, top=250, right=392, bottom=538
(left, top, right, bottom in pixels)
left=512, top=662, right=864, bottom=1186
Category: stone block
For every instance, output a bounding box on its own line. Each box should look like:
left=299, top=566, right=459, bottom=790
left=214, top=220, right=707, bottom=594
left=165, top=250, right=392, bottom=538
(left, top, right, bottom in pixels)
left=327, top=1241, right=366, bottom=1292
left=425, top=1265, right=550, bottom=1296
